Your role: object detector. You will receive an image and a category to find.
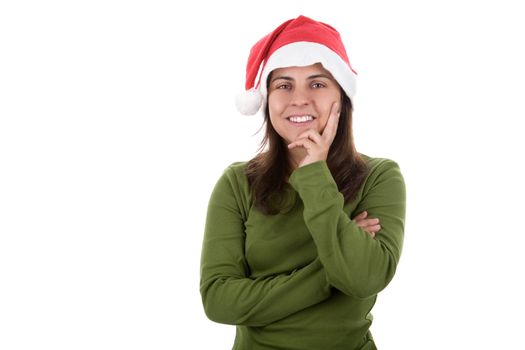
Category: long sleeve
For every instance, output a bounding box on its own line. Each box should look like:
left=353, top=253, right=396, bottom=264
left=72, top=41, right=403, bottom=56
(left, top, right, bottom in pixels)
left=288, top=159, right=406, bottom=299
left=200, top=165, right=331, bottom=327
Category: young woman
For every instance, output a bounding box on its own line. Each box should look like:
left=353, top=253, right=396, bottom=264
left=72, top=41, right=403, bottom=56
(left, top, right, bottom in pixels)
left=200, top=15, right=406, bottom=350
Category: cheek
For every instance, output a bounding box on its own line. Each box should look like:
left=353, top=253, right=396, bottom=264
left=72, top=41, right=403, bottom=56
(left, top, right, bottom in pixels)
left=268, top=94, right=286, bottom=112
left=268, top=110, right=284, bottom=134
left=268, top=99, right=286, bottom=126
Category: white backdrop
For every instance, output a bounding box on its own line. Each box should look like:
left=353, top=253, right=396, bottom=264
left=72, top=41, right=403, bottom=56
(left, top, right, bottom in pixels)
left=1, top=1, right=524, bottom=349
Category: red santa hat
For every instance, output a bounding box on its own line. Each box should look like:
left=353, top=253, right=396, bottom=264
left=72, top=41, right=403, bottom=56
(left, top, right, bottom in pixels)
left=236, top=15, right=358, bottom=115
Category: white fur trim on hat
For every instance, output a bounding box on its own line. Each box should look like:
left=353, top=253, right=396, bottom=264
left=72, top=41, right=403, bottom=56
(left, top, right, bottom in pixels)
left=259, top=41, right=357, bottom=102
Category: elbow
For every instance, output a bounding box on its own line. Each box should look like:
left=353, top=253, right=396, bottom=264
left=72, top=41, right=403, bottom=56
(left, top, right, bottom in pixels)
left=201, top=294, right=261, bottom=326
left=201, top=292, right=218, bottom=322
left=200, top=279, right=253, bottom=326
left=202, top=300, right=229, bottom=324
left=200, top=285, right=235, bottom=325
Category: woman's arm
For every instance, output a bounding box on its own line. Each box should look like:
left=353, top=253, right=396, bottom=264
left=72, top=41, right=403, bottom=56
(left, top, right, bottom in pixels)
left=288, top=159, right=406, bottom=299
left=200, top=166, right=331, bottom=327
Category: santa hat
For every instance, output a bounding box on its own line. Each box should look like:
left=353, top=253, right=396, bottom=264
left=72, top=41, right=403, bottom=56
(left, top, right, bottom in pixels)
left=235, top=15, right=358, bottom=116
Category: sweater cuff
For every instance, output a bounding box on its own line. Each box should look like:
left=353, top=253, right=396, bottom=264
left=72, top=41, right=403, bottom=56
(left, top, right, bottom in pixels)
left=288, top=161, right=341, bottom=203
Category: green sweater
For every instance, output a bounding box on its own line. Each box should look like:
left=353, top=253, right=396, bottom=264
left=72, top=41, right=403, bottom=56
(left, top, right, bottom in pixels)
left=200, top=154, right=406, bottom=350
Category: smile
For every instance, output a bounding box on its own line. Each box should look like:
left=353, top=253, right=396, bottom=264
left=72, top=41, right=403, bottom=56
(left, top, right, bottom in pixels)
left=287, top=115, right=316, bottom=123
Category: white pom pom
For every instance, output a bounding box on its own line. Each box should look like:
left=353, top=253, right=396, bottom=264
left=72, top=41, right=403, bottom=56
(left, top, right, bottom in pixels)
left=235, top=88, right=263, bottom=115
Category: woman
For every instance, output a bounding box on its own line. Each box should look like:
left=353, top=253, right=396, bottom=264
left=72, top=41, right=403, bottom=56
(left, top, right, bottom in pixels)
left=200, top=15, right=406, bottom=350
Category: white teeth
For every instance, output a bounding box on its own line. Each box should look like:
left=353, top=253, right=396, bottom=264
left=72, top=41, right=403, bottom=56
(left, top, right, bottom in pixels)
left=288, top=115, right=314, bottom=123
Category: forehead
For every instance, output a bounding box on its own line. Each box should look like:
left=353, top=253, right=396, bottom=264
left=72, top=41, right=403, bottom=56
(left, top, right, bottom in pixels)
left=270, top=63, right=334, bottom=79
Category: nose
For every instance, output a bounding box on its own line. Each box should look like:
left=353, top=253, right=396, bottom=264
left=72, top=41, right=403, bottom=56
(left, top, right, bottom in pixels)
left=290, top=86, right=310, bottom=106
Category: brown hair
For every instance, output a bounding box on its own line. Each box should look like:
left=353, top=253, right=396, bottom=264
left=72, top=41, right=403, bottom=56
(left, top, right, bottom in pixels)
left=246, top=87, right=369, bottom=215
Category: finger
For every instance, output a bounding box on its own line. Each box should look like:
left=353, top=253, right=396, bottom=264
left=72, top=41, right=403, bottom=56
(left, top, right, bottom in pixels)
left=321, top=102, right=340, bottom=142
left=368, top=224, right=381, bottom=232
left=360, top=224, right=380, bottom=233
left=364, top=218, right=380, bottom=225
left=353, top=211, right=368, bottom=220
left=359, top=218, right=380, bottom=230
left=287, top=138, right=305, bottom=149
left=296, top=129, right=322, bottom=144
left=288, top=138, right=315, bottom=150
left=355, top=218, right=380, bottom=228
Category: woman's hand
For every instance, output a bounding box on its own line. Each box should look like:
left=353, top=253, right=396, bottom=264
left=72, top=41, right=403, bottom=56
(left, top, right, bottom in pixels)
left=287, top=102, right=340, bottom=168
left=353, top=211, right=381, bottom=238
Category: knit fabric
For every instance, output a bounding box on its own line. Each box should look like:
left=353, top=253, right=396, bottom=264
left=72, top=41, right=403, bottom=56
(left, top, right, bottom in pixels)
left=200, top=154, right=406, bottom=350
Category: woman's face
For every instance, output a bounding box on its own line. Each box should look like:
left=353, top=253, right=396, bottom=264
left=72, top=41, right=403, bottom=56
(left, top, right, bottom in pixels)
left=267, top=63, right=342, bottom=145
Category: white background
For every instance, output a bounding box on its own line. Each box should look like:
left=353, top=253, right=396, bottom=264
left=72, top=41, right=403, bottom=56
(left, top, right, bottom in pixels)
left=1, top=1, right=524, bottom=349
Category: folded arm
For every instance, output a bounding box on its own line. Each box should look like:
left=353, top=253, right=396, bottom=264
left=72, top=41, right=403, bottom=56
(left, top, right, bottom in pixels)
left=200, top=166, right=331, bottom=327
left=289, top=159, right=406, bottom=299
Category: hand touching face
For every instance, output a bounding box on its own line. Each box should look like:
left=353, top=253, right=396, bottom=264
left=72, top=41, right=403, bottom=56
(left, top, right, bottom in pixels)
left=286, top=101, right=340, bottom=168
left=267, top=63, right=342, bottom=153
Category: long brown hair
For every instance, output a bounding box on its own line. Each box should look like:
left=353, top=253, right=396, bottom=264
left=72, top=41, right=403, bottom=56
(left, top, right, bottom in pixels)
left=246, top=87, right=369, bottom=215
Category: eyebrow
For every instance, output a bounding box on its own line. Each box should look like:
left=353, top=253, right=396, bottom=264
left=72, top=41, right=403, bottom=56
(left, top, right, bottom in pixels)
left=270, top=73, right=333, bottom=83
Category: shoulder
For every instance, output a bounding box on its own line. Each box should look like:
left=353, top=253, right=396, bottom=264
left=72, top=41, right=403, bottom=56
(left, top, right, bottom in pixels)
left=221, top=161, right=249, bottom=185
left=212, top=161, right=252, bottom=219
left=359, top=153, right=402, bottom=173
left=225, top=161, right=249, bottom=173
left=358, top=153, right=405, bottom=193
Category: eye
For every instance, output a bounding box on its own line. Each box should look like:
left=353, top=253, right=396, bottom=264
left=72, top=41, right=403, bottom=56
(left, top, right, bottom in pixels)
left=311, top=82, right=326, bottom=89
left=276, top=83, right=291, bottom=90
